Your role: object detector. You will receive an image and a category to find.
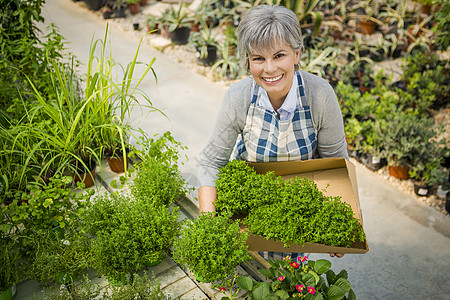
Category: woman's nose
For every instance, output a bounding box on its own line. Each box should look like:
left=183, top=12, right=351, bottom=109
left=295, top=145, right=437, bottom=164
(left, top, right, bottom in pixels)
left=264, top=59, right=276, bottom=74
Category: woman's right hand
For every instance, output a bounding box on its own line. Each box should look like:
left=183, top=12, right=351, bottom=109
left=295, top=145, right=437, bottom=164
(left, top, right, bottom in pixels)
left=198, top=186, right=217, bottom=214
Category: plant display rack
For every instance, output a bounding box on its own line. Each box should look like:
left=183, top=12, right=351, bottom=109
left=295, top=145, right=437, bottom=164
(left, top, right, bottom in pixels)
left=12, top=158, right=270, bottom=300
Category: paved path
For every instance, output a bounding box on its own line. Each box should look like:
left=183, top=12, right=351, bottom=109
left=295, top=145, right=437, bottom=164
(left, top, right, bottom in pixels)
left=31, top=1, right=450, bottom=299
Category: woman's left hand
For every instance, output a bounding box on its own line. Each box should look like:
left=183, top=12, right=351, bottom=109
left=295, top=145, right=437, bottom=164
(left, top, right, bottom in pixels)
left=329, top=253, right=344, bottom=258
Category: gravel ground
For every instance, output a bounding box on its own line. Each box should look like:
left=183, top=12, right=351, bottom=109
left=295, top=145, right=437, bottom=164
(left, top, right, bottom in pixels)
left=75, top=0, right=449, bottom=216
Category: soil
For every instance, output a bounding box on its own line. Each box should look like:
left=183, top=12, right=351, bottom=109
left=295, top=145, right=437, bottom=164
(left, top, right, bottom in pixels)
left=76, top=1, right=449, bottom=216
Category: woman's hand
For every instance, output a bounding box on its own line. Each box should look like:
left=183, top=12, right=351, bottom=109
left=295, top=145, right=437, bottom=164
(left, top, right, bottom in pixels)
left=198, top=186, right=217, bottom=214
left=329, top=253, right=345, bottom=258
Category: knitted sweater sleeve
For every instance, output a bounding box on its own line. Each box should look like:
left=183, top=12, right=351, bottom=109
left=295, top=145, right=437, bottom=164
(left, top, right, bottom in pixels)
left=197, top=78, right=252, bottom=187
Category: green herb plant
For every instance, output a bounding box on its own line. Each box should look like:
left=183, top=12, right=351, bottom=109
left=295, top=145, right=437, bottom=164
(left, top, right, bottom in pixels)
left=216, top=161, right=366, bottom=248
left=84, top=192, right=181, bottom=282
left=172, top=212, right=252, bottom=283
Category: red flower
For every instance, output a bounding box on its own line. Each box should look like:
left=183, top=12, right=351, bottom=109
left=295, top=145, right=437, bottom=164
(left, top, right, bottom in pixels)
left=298, top=256, right=308, bottom=262
left=277, top=276, right=285, bottom=281
left=295, top=284, right=304, bottom=292
left=219, top=287, right=226, bottom=292
left=308, top=287, right=316, bottom=294
left=289, top=262, right=300, bottom=268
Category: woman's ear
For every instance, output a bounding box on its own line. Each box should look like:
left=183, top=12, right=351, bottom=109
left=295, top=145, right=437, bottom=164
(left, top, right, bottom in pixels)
left=295, top=49, right=301, bottom=61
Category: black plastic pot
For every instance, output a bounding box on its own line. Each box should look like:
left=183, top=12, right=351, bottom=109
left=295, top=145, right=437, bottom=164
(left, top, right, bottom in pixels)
left=169, top=26, right=191, bottom=45
left=413, top=182, right=433, bottom=197
left=196, top=46, right=217, bottom=66
left=84, top=0, right=105, bottom=11
left=363, top=153, right=386, bottom=171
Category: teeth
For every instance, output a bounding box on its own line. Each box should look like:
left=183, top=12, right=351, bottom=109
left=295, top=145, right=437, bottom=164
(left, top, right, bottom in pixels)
left=263, top=75, right=282, bottom=82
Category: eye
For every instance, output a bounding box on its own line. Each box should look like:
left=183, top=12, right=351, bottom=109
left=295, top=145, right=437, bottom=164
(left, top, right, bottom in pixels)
left=274, top=53, right=285, bottom=59
left=252, top=56, right=264, bottom=61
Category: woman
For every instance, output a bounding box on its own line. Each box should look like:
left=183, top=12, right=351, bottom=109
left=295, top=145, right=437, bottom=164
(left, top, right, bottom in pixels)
left=198, top=5, right=347, bottom=259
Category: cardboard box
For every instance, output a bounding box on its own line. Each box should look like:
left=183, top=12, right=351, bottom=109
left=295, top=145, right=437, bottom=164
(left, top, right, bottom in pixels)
left=242, top=158, right=369, bottom=254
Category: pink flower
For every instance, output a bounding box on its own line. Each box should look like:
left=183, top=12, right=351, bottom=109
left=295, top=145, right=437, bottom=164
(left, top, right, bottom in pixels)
left=289, top=262, right=300, bottom=268
left=277, top=276, right=285, bottom=281
left=219, top=287, right=226, bottom=292
left=308, top=287, right=316, bottom=294
left=298, top=256, right=308, bottom=262
left=295, top=284, right=304, bottom=292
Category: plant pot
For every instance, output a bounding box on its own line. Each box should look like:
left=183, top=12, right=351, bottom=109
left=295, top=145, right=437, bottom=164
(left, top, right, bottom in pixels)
left=106, top=156, right=129, bottom=173
left=364, top=154, right=385, bottom=171
left=359, top=20, right=376, bottom=35
left=133, top=22, right=140, bottom=30
left=84, top=0, right=104, bottom=11
left=413, top=182, right=433, bottom=197
left=73, top=161, right=96, bottom=188
left=169, top=26, right=191, bottom=45
left=422, top=4, right=431, bottom=14
left=113, top=6, right=126, bottom=18
left=160, top=25, right=170, bottom=39
left=128, top=3, right=140, bottom=15
left=388, top=165, right=410, bottom=180
left=196, top=46, right=217, bottom=66
left=0, top=285, right=16, bottom=300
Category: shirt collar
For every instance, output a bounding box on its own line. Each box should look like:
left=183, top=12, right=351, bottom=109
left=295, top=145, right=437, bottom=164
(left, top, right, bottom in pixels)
left=258, top=74, right=298, bottom=115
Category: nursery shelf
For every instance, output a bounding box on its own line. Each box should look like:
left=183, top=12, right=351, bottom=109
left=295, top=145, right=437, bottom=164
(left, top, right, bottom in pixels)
left=14, top=159, right=268, bottom=300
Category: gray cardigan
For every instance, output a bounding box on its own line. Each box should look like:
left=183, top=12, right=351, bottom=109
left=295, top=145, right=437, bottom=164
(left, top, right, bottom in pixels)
left=198, top=71, right=348, bottom=188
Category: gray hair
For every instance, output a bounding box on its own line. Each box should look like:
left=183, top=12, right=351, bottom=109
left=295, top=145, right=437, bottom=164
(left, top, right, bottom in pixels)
left=237, top=5, right=303, bottom=72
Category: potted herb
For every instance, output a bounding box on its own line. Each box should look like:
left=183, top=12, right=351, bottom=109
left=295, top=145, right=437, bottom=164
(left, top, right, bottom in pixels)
left=215, top=160, right=366, bottom=248
left=189, top=20, right=218, bottom=66
left=160, top=0, right=192, bottom=45
left=125, top=0, right=140, bottom=15
left=211, top=41, right=243, bottom=80
left=85, top=192, right=181, bottom=285
left=172, top=212, right=252, bottom=283
left=234, top=257, right=356, bottom=300
left=29, top=227, right=91, bottom=285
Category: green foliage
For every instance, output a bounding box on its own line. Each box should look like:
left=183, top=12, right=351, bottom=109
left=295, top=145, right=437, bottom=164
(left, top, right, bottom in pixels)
left=0, top=0, right=66, bottom=125
left=433, top=0, right=450, bottom=50
left=172, top=212, right=252, bottom=283
left=84, top=192, right=181, bottom=279
left=29, top=227, right=91, bottom=285
left=38, top=272, right=171, bottom=300
left=160, top=0, right=192, bottom=32
left=0, top=175, right=93, bottom=241
left=0, top=239, right=20, bottom=292
left=237, top=257, right=355, bottom=300
left=216, top=161, right=366, bottom=248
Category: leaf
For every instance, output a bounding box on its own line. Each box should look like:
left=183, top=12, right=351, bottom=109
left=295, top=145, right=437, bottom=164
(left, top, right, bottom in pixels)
left=264, top=295, right=279, bottom=300
left=274, top=290, right=289, bottom=300
left=334, top=278, right=352, bottom=293
left=237, top=276, right=253, bottom=291
left=259, top=269, right=274, bottom=279
left=327, top=285, right=346, bottom=300
left=348, top=289, right=356, bottom=300
left=252, top=284, right=270, bottom=300
left=313, top=259, right=331, bottom=274
left=305, top=293, right=324, bottom=300
left=336, top=269, right=348, bottom=280
left=326, top=269, right=337, bottom=285
left=43, top=198, right=53, bottom=208
left=302, top=273, right=316, bottom=286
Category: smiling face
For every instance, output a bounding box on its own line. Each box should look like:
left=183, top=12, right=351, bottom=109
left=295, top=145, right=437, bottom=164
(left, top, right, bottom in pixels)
left=249, top=42, right=300, bottom=105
